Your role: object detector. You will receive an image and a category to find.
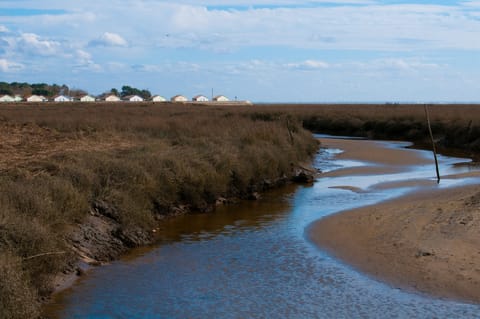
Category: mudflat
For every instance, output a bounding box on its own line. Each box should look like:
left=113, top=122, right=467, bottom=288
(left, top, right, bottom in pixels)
left=309, top=137, right=480, bottom=303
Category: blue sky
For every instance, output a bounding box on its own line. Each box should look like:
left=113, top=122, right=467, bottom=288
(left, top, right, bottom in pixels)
left=1, top=0, right=479, bottom=102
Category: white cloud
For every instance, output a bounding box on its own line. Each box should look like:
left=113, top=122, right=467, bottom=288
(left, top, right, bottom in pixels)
left=2, top=1, right=480, bottom=52
left=0, top=29, right=101, bottom=73
left=103, top=62, right=130, bottom=73
left=0, top=59, right=24, bottom=72
left=76, top=49, right=92, bottom=62
left=352, top=58, right=441, bottom=72
left=16, top=33, right=63, bottom=56
left=72, top=49, right=101, bottom=71
left=89, top=32, right=128, bottom=47
left=163, top=0, right=376, bottom=5
left=287, top=60, right=329, bottom=71
left=0, top=1, right=478, bottom=102
left=141, top=2, right=480, bottom=51
left=206, top=57, right=441, bottom=79
left=461, top=1, right=480, bottom=7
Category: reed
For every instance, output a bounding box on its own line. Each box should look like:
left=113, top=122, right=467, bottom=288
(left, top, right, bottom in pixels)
left=0, top=103, right=319, bottom=318
left=1, top=102, right=478, bottom=317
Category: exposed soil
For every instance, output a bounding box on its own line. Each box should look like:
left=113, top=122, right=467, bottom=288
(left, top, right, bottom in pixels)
left=309, top=138, right=480, bottom=304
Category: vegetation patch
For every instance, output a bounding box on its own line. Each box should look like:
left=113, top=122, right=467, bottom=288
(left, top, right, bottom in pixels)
left=0, top=103, right=319, bottom=318
left=1, top=102, right=479, bottom=318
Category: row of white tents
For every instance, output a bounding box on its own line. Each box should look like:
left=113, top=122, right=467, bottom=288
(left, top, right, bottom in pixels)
left=0, top=93, right=232, bottom=103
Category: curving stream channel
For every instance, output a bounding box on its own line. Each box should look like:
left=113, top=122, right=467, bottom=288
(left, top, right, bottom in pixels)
left=45, top=136, right=480, bottom=319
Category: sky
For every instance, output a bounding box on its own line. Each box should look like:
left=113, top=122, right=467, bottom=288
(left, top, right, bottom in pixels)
left=0, top=0, right=480, bottom=102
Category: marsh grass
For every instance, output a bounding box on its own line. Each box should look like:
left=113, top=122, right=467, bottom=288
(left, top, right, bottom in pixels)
left=0, top=103, right=319, bottom=317
left=0, top=252, right=40, bottom=319
left=263, top=103, right=480, bottom=152
left=1, top=102, right=478, bottom=317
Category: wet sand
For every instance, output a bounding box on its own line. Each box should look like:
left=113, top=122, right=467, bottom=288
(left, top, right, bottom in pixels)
left=310, top=138, right=480, bottom=304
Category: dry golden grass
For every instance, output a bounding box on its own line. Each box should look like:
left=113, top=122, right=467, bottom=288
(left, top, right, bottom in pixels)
left=250, top=103, right=480, bottom=155
left=0, top=102, right=319, bottom=318
left=0, top=101, right=478, bottom=317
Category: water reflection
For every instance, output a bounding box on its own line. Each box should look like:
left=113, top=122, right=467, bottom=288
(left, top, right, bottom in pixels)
left=44, top=139, right=480, bottom=319
left=153, top=185, right=297, bottom=245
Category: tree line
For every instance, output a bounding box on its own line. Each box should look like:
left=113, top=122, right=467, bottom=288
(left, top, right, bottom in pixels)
left=0, top=82, right=152, bottom=99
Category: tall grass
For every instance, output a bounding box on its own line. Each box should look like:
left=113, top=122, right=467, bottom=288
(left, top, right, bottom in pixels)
left=2, top=102, right=478, bottom=317
left=0, top=103, right=319, bottom=317
left=257, top=103, right=480, bottom=153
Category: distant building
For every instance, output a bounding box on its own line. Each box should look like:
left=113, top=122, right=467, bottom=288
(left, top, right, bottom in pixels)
left=192, top=95, right=209, bottom=102
left=123, top=95, right=144, bottom=102
left=104, top=95, right=121, bottom=102
left=27, top=95, right=47, bottom=102
left=151, top=95, right=167, bottom=102
left=213, top=95, right=229, bottom=102
left=80, top=95, right=96, bottom=102
left=171, top=95, right=188, bottom=102
left=54, top=95, right=73, bottom=102
left=13, top=95, right=23, bottom=102
left=0, top=95, right=15, bottom=102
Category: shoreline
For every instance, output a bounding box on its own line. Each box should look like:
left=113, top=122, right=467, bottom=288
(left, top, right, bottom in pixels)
left=309, top=137, right=480, bottom=304
left=46, top=165, right=317, bottom=300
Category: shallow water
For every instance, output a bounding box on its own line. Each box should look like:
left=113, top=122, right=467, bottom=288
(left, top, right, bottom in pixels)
left=45, top=138, right=480, bottom=319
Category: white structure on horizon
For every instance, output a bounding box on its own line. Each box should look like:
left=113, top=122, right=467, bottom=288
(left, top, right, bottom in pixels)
left=54, top=95, right=73, bottom=102
left=123, top=95, right=144, bottom=102
left=0, top=95, right=15, bottom=102
left=193, top=95, right=209, bottom=102
left=27, top=95, right=47, bottom=102
left=151, top=95, right=167, bottom=102
left=80, top=95, right=96, bottom=102
left=171, top=95, right=188, bottom=102
left=104, top=95, right=121, bottom=102
left=213, top=95, right=229, bottom=102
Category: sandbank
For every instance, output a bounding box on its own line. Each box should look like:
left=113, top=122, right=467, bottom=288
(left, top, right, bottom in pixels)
left=310, top=137, right=480, bottom=303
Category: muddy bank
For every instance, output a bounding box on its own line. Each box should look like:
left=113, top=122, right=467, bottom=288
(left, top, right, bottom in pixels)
left=309, top=137, right=480, bottom=303
left=52, top=166, right=317, bottom=293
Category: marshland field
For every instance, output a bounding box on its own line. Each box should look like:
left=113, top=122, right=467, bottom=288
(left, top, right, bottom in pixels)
left=1, top=102, right=480, bottom=318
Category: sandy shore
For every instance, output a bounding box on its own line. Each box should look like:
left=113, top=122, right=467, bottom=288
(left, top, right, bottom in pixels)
left=309, top=138, right=480, bottom=304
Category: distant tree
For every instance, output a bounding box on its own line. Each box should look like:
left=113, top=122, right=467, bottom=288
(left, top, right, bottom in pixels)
left=32, top=89, right=50, bottom=96
left=0, top=82, right=11, bottom=95
left=121, top=85, right=151, bottom=99
left=49, top=84, right=58, bottom=96
left=59, top=84, right=69, bottom=96
left=0, top=82, right=12, bottom=95
left=69, top=89, right=88, bottom=98
left=110, top=88, right=119, bottom=96
left=140, top=89, right=151, bottom=99
left=120, top=85, right=135, bottom=97
left=0, top=82, right=87, bottom=98
left=10, top=82, right=30, bottom=89
left=31, top=83, right=52, bottom=96
left=31, top=83, right=48, bottom=90
left=9, top=82, right=31, bottom=96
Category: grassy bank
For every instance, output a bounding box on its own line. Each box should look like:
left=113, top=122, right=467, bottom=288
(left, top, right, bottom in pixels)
left=1, top=102, right=479, bottom=318
left=0, top=103, right=318, bottom=319
left=250, top=103, right=480, bottom=157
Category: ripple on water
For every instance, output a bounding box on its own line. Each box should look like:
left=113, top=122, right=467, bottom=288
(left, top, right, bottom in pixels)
left=46, top=140, right=480, bottom=319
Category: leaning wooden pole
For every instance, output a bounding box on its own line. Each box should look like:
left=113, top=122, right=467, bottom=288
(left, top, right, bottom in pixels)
left=424, top=104, right=441, bottom=183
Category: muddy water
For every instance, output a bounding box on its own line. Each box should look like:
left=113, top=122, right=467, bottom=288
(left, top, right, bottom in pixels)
left=45, top=138, right=480, bottom=319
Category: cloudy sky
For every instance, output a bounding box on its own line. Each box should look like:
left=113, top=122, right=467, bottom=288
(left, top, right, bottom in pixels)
left=1, top=0, right=479, bottom=102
